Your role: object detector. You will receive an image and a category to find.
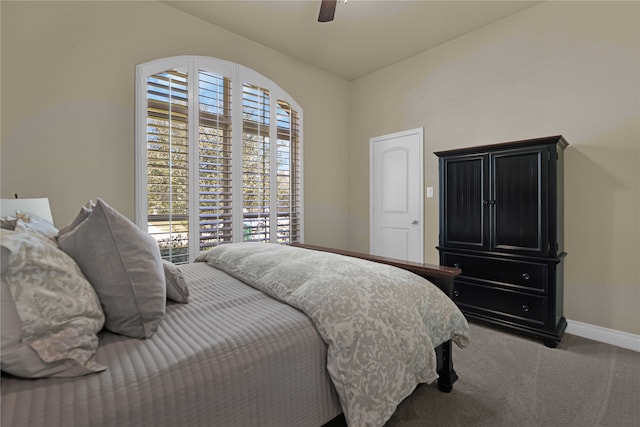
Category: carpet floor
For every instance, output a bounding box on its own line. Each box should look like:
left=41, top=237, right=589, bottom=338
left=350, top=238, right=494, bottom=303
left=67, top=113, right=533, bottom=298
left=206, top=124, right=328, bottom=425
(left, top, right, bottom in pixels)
left=384, top=322, right=640, bottom=426
left=329, top=322, right=640, bottom=426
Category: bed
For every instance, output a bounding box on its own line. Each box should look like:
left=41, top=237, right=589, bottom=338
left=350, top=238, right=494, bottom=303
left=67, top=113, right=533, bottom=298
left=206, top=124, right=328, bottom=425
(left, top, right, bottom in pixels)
left=1, top=198, right=469, bottom=427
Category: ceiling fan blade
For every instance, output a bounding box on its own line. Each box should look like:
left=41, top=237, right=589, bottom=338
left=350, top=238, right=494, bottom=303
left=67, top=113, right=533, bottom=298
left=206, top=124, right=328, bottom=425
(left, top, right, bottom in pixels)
left=318, top=0, right=337, bottom=22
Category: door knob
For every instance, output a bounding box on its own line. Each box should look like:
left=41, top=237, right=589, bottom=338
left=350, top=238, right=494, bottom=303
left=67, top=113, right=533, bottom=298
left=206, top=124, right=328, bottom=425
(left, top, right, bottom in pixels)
left=410, top=219, right=419, bottom=225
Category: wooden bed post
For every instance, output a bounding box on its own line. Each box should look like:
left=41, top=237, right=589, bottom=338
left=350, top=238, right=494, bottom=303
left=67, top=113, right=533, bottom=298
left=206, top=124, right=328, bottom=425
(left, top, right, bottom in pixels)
left=436, top=340, right=458, bottom=392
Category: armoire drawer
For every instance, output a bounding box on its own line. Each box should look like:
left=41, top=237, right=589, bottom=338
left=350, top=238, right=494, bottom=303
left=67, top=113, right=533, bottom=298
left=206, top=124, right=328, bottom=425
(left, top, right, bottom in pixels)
left=452, top=281, right=547, bottom=324
left=442, top=252, right=547, bottom=292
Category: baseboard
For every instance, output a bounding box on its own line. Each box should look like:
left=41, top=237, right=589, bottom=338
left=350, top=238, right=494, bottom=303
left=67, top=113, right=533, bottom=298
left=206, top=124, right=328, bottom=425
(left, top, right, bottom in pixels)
left=566, top=319, right=640, bottom=352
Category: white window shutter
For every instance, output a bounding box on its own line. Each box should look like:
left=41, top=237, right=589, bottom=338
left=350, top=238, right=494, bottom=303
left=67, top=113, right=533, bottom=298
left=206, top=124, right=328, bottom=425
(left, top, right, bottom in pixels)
left=136, top=57, right=303, bottom=262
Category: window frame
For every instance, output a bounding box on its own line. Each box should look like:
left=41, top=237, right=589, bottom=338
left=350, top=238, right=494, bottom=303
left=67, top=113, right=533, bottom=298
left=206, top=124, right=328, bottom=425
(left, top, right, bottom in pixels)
left=135, top=56, right=304, bottom=262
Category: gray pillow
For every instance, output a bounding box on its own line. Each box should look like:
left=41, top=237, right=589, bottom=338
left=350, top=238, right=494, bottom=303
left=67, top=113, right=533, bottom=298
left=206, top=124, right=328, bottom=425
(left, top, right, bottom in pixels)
left=1, top=233, right=105, bottom=378
left=162, top=260, right=190, bottom=303
left=57, top=200, right=95, bottom=238
left=58, top=198, right=165, bottom=339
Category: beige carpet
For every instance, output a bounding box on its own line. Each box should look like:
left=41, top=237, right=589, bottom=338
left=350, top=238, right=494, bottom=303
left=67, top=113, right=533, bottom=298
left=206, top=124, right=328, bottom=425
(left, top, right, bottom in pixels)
left=329, top=322, right=640, bottom=426
left=385, top=322, right=640, bottom=427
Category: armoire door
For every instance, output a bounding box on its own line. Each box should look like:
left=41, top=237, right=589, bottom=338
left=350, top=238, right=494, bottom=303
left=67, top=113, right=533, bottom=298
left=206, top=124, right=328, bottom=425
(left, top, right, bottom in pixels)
left=491, top=146, right=549, bottom=256
left=440, top=153, right=490, bottom=250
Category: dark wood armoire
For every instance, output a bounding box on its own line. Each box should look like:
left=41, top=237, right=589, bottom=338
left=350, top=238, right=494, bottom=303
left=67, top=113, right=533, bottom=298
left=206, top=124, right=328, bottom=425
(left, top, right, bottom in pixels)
left=435, top=135, right=568, bottom=347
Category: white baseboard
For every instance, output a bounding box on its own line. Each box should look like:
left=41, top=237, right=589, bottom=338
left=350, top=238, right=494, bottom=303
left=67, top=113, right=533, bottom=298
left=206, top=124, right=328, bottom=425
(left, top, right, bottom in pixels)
left=566, top=319, right=640, bottom=352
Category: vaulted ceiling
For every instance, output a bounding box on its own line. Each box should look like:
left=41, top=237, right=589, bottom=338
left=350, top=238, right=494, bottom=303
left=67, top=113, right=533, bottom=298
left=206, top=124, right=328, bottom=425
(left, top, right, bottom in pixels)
left=164, top=1, right=541, bottom=81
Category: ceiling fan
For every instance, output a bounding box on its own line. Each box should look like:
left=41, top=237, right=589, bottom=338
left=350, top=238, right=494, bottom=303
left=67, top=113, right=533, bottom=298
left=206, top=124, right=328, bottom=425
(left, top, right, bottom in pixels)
left=318, top=0, right=337, bottom=23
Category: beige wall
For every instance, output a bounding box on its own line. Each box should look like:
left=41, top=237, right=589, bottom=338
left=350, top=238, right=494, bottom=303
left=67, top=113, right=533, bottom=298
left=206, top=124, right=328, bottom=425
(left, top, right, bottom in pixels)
left=2, top=1, right=639, bottom=335
left=0, top=0, right=351, bottom=248
left=348, top=1, right=639, bottom=334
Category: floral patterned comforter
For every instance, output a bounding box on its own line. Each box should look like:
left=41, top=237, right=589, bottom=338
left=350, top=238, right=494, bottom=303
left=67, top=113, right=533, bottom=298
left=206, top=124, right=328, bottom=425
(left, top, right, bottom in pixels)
left=196, top=242, right=469, bottom=427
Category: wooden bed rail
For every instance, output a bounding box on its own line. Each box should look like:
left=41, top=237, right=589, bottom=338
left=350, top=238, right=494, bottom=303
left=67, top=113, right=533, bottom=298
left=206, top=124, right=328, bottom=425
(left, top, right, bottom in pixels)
left=290, top=243, right=462, bottom=299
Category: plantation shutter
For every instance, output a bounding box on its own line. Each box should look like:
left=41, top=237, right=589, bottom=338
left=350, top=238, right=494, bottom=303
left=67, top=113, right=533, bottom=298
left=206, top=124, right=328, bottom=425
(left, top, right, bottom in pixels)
left=145, top=70, right=190, bottom=263
left=242, top=83, right=271, bottom=242
left=197, top=71, right=233, bottom=250
left=137, top=57, right=303, bottom=263
left=276, top=100, right=302, bottom=243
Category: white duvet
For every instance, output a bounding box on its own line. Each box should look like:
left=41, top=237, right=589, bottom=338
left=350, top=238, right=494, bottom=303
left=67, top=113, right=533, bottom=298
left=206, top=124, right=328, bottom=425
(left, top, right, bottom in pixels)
left=197, top=242, right=469, bottom=427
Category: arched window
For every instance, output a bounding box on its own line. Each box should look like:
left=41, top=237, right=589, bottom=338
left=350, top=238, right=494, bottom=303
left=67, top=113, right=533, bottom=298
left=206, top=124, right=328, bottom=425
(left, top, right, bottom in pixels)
left=135, top=56, right=303, bottom=263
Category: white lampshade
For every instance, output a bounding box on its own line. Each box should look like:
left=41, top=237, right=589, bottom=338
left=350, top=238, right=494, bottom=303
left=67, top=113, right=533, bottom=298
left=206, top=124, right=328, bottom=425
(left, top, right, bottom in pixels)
left=0, top=198, right=54, bottom=224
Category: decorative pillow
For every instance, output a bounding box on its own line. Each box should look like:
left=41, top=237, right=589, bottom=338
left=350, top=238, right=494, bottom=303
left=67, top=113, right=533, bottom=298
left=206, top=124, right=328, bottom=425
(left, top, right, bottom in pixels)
left=57, top=200, right=95, bottom=238
left=0, top=230, right=105, bottom=378
left=12, top=211, right=59, bottom=241
left=58, top=198, right=165, bottom=339
left=162, top=260, right=190, bottom=303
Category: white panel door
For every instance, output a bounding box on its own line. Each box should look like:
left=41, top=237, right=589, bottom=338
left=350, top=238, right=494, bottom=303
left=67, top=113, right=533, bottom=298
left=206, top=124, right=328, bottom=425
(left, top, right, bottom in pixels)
left=370, top=128, right=423, bottom=262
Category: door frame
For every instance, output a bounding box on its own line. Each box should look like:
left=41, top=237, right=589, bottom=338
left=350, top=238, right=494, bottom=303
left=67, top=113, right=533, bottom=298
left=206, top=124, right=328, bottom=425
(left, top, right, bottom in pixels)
left=369, top=127, right=424, bottom=262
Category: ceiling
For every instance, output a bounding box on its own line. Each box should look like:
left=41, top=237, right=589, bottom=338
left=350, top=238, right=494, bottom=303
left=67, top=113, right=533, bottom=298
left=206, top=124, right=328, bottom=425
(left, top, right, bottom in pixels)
left=164, top=1, right=541, bottom=81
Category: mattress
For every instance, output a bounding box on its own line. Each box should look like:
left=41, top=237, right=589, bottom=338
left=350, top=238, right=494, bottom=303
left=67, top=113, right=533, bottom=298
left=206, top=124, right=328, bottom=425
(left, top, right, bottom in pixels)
left=198, top=242, right=470, bottom=427
left=1, top=263, right=342, bottom=427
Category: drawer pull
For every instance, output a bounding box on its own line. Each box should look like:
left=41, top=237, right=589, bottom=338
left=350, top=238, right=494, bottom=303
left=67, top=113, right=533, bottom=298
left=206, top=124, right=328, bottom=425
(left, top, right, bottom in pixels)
left=522, top=304, right=531, bottom=313
left=453, top=290, right=460, bottom=298
left=522, top=273, right=530, bottom=280
left=453, top=263, right=462, bottom=269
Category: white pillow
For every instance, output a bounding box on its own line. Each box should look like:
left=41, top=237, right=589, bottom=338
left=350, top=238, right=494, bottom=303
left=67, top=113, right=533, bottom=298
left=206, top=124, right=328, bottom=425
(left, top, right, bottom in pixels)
left=0, top=210, right=58, bottom=242
left=14, top=210, right=59, bottom=241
